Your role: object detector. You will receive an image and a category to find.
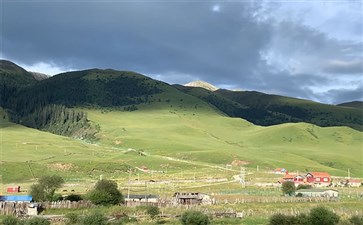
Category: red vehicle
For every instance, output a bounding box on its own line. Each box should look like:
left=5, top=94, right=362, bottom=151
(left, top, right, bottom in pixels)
left=7, top=186, right=20, bottom=193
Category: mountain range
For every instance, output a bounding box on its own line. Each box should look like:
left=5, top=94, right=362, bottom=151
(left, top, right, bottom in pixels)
left=1, top=59, right=362, bottom=137
left=1, top=59, right=362, bottom=181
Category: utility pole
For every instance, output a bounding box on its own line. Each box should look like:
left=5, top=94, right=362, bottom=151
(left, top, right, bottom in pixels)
left=240, top=167, right=246, bottom=188
left=127, top=170, right=131, bottom=200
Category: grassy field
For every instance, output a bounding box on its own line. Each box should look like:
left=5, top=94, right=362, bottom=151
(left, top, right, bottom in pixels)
left=0, top=99, right=362, bottom=185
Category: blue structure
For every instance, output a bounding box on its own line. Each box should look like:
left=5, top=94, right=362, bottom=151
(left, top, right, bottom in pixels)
left=0, top=195, right=33, bottom=202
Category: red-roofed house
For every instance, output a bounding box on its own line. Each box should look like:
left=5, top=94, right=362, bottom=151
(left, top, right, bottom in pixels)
left=293, top=175, right=304, bottom=184
left=282, top=174, right=295, bottom=182
left=347, top=179, right=361, bottom=187
left=306, top=172, right=331, bottom=186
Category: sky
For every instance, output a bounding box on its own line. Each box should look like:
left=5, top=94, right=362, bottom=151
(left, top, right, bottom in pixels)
left=1, top=0, right=362, bottom=104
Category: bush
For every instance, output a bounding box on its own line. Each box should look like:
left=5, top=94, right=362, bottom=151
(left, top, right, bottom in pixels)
left=295, top=213, right=310, bottom=225
left=309, top=206, right=339, bottom=225
left=180, top=211, right=210, bottom=225
left=65, top=212, right=79, bottom=224
left=349, top=215, right=363, bottom=225
left=65, top=194, right=83, bottom=202
left=25, top=217, right=50, bottom=225
left=297, top=184, right=312, bottom=190
left=87, top=179, right=124, bottom=205
left=30, top=175, right=64, bottom=201
left=268, top=213, right=295, bottom=225
left=81, top=212, right=108, bottom=225
left=2, top=215, right=20, bottom=225
left=146, top=205, right=160, bottom=220
left=52, top=193, right=64, bottom=201
left=281, top=181, right=296, bottom=196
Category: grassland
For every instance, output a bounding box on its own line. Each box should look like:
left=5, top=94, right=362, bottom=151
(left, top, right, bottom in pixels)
left=1, top=102, right=362, bottom=224
left=1, top=94, right=362, bottom=185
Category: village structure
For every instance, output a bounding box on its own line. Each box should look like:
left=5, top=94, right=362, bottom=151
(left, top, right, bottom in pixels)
left=0, top=168, right=361, bottom=217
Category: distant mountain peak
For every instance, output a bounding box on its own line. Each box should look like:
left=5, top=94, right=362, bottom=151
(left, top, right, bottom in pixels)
left=30, top=72, right=49, bottom=81
left=185, top=80, right=218, bottom=91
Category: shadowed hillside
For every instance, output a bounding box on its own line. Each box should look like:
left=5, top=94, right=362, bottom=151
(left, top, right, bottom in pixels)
left=337, top=101, right=363, bottom=109
left=0, top=60, right=37, bottom=107
left=175, top=85, right=362, bottom=131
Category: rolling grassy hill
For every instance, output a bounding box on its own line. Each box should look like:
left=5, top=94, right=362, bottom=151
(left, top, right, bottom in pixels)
left=0, top=61, right=362, bottom=183
left=175, top=85, right=362, bottom=131
left=1, top=101, right=362, bottom=183
left=337, top=101, right=363, bottom=109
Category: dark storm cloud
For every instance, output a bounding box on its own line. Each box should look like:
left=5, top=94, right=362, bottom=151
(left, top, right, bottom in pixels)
left=318, top=84, right=363, bottom=104
left=1, top=1, right=362, bottom=103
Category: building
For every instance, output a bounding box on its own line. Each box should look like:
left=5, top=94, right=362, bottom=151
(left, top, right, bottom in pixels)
left=306, top=172, right=331, bottom=186
left=173, top=192, right=211, bottom=205
left=293, top=175, right=304, bottom=184
left=125, top=194, right=159, bottom=203
left=0, top=195, right=33, bottom=202
left=296, top=189, right=338, bottom=198
left=7, top=186, right=20, bottom=193
left=347, top=179, right=361, bottom=187
left=281, top=174, right=295, bottom=182
left=274, top=168, right=287, bottom=174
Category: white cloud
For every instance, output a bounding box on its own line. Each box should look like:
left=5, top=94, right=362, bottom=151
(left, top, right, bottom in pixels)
left=212, top=4, right=221, bottom=12
left=18, top=61, right=73, bottom=76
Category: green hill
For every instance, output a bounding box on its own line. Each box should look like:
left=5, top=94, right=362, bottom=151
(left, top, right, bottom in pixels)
left=175, top=85, right=362, bottom=131
left=1, top=104, right=362, bottom=183
left=0, top=60, right=37, bottom=107
left=0, top=61, right=362, bottom=183
left=337, top=101, right=363, bottom=109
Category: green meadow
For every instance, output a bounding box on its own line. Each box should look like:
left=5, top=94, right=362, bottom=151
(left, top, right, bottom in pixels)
left=1, top=95, right=362, bottom=186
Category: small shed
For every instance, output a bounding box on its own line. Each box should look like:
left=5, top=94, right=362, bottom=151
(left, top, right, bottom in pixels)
left=274, top=168, right=287, bottom=174
left=296, top=189, right=338, bottom=198
left=125, top=194, right=159, bottom=203
left=173, top=192, right=211, bottom=205
left=0, top=195, right=33, bottom=202
left=348, top=179, right=361, bottom=187
left=7, top=186, right=20, bottom=193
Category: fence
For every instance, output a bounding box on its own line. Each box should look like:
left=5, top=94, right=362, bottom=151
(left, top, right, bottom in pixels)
left=40, top=200, right=94, bottom=209
left=0, top=200, right=94, bottom=215
left=0, top=202, right=28, bottom=216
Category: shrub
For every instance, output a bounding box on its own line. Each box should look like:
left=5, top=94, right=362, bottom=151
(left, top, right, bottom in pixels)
left=87, top=189, right=113, bottom=206
left=65, top=212, right=79, bottom=224
left=349, top=215, right=363, bottom=225
left=81, top=212, right=107, bottom=225
left=30, top=175, right=64, bottom=201
left=297, top=184, right=312, bottom=190
left=2, top=215, right=20, bottom=225
left=25, top=217, right=50, bottom=225
left=295, top=213, right=310, bottom=225
left=268, top=213, right=295, bottom=225
left=146, top=205, right=160, bottom=220
left=65, top=194, right=83, bottom=202
left=87, top=179, right=124, bottom=205
left=281, top=181, right=296, bottom=196
left=52, top=193, right=64, bottom=201
left=309, top=206, right=339, bottom=225
left=180, top=211, right=210, bottom=225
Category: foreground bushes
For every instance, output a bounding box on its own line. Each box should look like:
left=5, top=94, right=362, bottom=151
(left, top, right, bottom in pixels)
left=180, top=211, right=210, bottom=225
left=269, top=206, right=363, bottom=225
left=1, top=216, right=50, bottom=225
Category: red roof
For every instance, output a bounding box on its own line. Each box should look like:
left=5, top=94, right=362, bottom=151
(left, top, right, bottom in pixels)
left=283, top=174, right=295, bottom=179
left=349, top=179, right=361, bottom=183
left=307, top=172, right=330, bottom=177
